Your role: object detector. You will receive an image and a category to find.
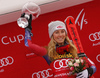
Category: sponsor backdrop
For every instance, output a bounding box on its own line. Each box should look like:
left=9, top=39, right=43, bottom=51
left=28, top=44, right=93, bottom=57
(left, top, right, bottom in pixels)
left=0, top=0, right=100, bottom=78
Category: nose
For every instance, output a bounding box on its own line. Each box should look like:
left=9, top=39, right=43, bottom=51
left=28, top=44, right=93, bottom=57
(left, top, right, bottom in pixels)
left=58, top=32, right=63, bottom=37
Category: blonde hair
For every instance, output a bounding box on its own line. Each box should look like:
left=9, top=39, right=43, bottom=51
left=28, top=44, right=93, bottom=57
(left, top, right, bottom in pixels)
left=47, top=35, right=78, bottom=61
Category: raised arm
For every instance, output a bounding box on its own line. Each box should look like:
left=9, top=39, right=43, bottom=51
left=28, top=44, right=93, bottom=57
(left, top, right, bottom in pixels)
left=21, top=13, right=47, bottom=56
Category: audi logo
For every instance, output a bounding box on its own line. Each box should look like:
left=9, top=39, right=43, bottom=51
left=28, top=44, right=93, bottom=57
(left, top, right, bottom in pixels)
left=54, top=59, right=70, bottom=69
left=32, top=68, right=53, bottom=78
left=89, top=31, right=100, bottom=42
left=0, top=56, right=14, bottom=68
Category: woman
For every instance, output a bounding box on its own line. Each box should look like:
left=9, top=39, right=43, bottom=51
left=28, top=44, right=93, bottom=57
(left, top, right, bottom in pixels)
left=21, top=13, right=96, bottom=78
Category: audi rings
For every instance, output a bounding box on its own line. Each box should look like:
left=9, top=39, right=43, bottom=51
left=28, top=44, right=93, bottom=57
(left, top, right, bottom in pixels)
left=32, top=68, right=53, bottom=78
left=0, top=56, right=14, bottom=68
left=89, top=31, right=100, bottom=42
left=54, top=59, right=69, bottom=69
left=96, top=54, right=100, bottom=62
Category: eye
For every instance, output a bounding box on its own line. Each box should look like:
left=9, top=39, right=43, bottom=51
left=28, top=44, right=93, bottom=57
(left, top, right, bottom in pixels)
left=55, top=31, right=59, bottom=34
left=61, top=30, right=65, bottom=33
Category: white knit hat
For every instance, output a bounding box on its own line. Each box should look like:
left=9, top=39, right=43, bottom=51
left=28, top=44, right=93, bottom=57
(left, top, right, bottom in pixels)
left=48, top=20, right=67, bottom=38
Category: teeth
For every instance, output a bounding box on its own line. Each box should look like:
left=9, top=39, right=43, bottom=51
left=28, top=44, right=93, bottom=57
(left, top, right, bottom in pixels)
left=58, top=38, right=63, bottom=40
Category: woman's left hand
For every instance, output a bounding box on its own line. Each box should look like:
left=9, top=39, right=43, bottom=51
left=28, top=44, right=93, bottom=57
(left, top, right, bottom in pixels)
left=76, top=69, right=88, bottom=78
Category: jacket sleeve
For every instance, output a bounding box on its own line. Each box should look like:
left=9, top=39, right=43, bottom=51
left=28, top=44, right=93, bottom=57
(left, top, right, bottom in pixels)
left=85, top=57, right=96, bottom=76
left=24, top=29, right=47, bottom=56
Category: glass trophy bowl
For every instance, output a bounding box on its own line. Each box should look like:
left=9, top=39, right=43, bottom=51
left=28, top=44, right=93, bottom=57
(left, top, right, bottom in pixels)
left=17, top=1, right=41, bottom=28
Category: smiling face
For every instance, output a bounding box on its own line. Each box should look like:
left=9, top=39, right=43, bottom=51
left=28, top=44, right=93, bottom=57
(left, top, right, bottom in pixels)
left=53, top=29, right=66, bottom=45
